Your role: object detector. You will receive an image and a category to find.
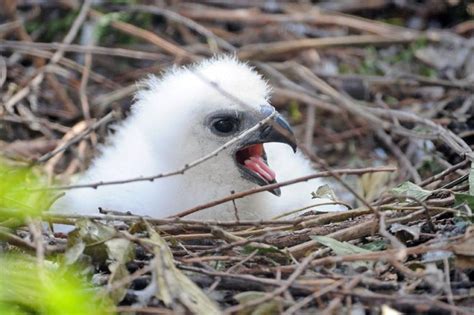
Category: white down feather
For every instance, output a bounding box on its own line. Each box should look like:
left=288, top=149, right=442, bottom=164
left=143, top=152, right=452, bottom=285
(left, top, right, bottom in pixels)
left=53, top=56, right=346, bottom=221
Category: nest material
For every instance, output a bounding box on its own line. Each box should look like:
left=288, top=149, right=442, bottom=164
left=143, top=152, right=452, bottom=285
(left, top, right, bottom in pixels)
left=0, top=1, right=473, bottom=314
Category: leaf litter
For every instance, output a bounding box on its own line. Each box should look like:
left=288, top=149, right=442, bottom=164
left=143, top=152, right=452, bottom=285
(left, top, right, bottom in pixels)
left=0, top=1, right=473, bottom=314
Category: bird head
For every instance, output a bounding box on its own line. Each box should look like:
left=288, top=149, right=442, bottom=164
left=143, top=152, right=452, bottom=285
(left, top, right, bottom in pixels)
left=132, top=57, right=297, bottom=196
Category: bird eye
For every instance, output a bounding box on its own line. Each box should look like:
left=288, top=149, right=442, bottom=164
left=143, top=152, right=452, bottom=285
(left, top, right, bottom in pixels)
left=212, top=118, right=238, bottom=135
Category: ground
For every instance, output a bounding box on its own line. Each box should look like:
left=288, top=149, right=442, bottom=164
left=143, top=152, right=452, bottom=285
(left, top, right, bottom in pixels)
left=0, top=1, right=473, bottom=314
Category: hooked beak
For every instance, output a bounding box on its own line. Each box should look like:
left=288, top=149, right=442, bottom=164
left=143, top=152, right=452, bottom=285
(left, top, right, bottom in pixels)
left=234, top=108, right=298, bottom=196
left=260, top=113, right=297, bottom=153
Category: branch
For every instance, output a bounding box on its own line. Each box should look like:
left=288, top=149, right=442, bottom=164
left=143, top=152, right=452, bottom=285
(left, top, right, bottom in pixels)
left=35, top=111, right=117, bottom=164
left=171, top=166, right=396, bottom=218
left=44, top=111, right=277, bottom=190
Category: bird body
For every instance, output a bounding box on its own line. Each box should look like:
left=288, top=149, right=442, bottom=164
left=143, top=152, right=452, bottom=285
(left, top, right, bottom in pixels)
left=54, top=57, right=346, bottom=220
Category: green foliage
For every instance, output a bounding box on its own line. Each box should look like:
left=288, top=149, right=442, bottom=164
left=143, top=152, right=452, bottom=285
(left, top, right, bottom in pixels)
left=94, top=12, right=125, bottom=42
left=337, top=62, right=352, bottom=74
left=386, top=38, right=427, bottom=64
left=418, top=158, right=445, bottom=178
left=390, top=181, right=431, bottom=202
left=94, top=11, right=153, bottom=44
left=454, top=193, right=474, bottom=211
left=339, top=39, right=437, bottom=78
left=242, top=244, right=282, bottom=255
left=358, top=46, right=383, bottom=76
left=380, top=17, right=404, bottom=26
left=311, top=235, right=373, bottom=269
left=0, top=164, right=113, bottom=314
left=360, top=239, right=387, bottom=251
left=0, top=161, right=51, bottom=225
left=419, top=66, right=438, bottom=78
left=25, top=11, right=77, bottom=42
left=288, top=101, right=302, bottom=123
left=385, top=38, right=438, bottom=78
left=0, top=254, right=113, bottom=315
left=311, top=235, right=372, bottom=255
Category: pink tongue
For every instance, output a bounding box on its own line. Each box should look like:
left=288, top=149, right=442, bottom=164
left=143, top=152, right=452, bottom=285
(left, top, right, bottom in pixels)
left=244, top=155, right=276, bottom=182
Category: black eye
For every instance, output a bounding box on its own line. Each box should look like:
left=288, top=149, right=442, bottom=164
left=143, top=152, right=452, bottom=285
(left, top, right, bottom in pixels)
left=212, top=118, right=238, bottom=134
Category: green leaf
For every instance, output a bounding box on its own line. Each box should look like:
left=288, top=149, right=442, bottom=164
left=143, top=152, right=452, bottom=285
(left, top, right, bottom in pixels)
left=311, top=235, right=373, bottom=270
left=360, top=239, right=387, bottom=251
left=454, top=193, right=474, bottom=209
left=311, top=235, right=372, bottom=256
left=0, top=254, right=113, bottom=315
left=243, top=244, right=282, bottom=255
left=0, top=161, right=52, bottom=225
left=390, top=181, right=431, bottom=201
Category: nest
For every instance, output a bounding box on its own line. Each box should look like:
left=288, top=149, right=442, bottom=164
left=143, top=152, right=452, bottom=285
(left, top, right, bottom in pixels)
left=0, top=1, right=473, bottom=314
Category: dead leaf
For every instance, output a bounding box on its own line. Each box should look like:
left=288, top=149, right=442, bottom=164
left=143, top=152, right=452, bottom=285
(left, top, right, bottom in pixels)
left=312, top=184, right=337, bottom=201
left=390, top=223, right=421, bottom=240
left=64, top=219, right=117, bottom=265
left=105, top=238, right=135, bottom=303
left=359, top=171, right=393, bottom=202
left=234, top=291, right=281, bottom=315
left=0, top=138, right=59, bottom=159
left=146, top=222, right=220, bottom=314
left=453, top=231, right=474, bottom=269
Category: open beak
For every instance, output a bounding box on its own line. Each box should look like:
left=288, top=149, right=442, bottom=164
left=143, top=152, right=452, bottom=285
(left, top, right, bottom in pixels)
left=235, top=110, right=297, bottom=196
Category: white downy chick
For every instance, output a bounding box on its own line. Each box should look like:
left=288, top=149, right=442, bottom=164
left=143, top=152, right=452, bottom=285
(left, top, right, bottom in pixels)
left=54, top=57, right=346, bottom=220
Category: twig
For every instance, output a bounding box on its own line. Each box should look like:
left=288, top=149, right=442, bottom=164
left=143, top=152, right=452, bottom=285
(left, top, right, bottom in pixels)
left=171, top=166, right=395, bottom=219
left=4, top=0, right=93, bottom=110
left=420, top=159, right=470, bottom=187
left=122, top=5, right=235, bottom=52
left=223, top=248, right=324, bottom=314
left=299, top=143, right=381, bottom=222
left=319, top=277, right=361, bottom=315
left=282, top=279, right=345, bottom=315
left=0, top=40, right=165, bottom=60
left=291, top=63, right=387, bottom=129
left=44, top=212, right=298, bottom=227
left=44, top=111, right=277, bottom=189
left=303, top=104, right=316, bottom=149
left=84, top=7, right=197, bottom=61
left=287, top=206, right=438, bottom=257
left=35, top=111, right=116, bottom=164
left=375, top=129, right=421, bottom=183
left=443, top=257, right=456, bottom=315
left=238, top=34, right=426, bottom=60
left=79, top=33, right=94, bottom=121
left=26, top=218, right=45, bottom=267
left=179, top=4, right=409, bottom=35
left=368, top=108, right=473, bottom=159
left=0, top=227, right=37, bottom=251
